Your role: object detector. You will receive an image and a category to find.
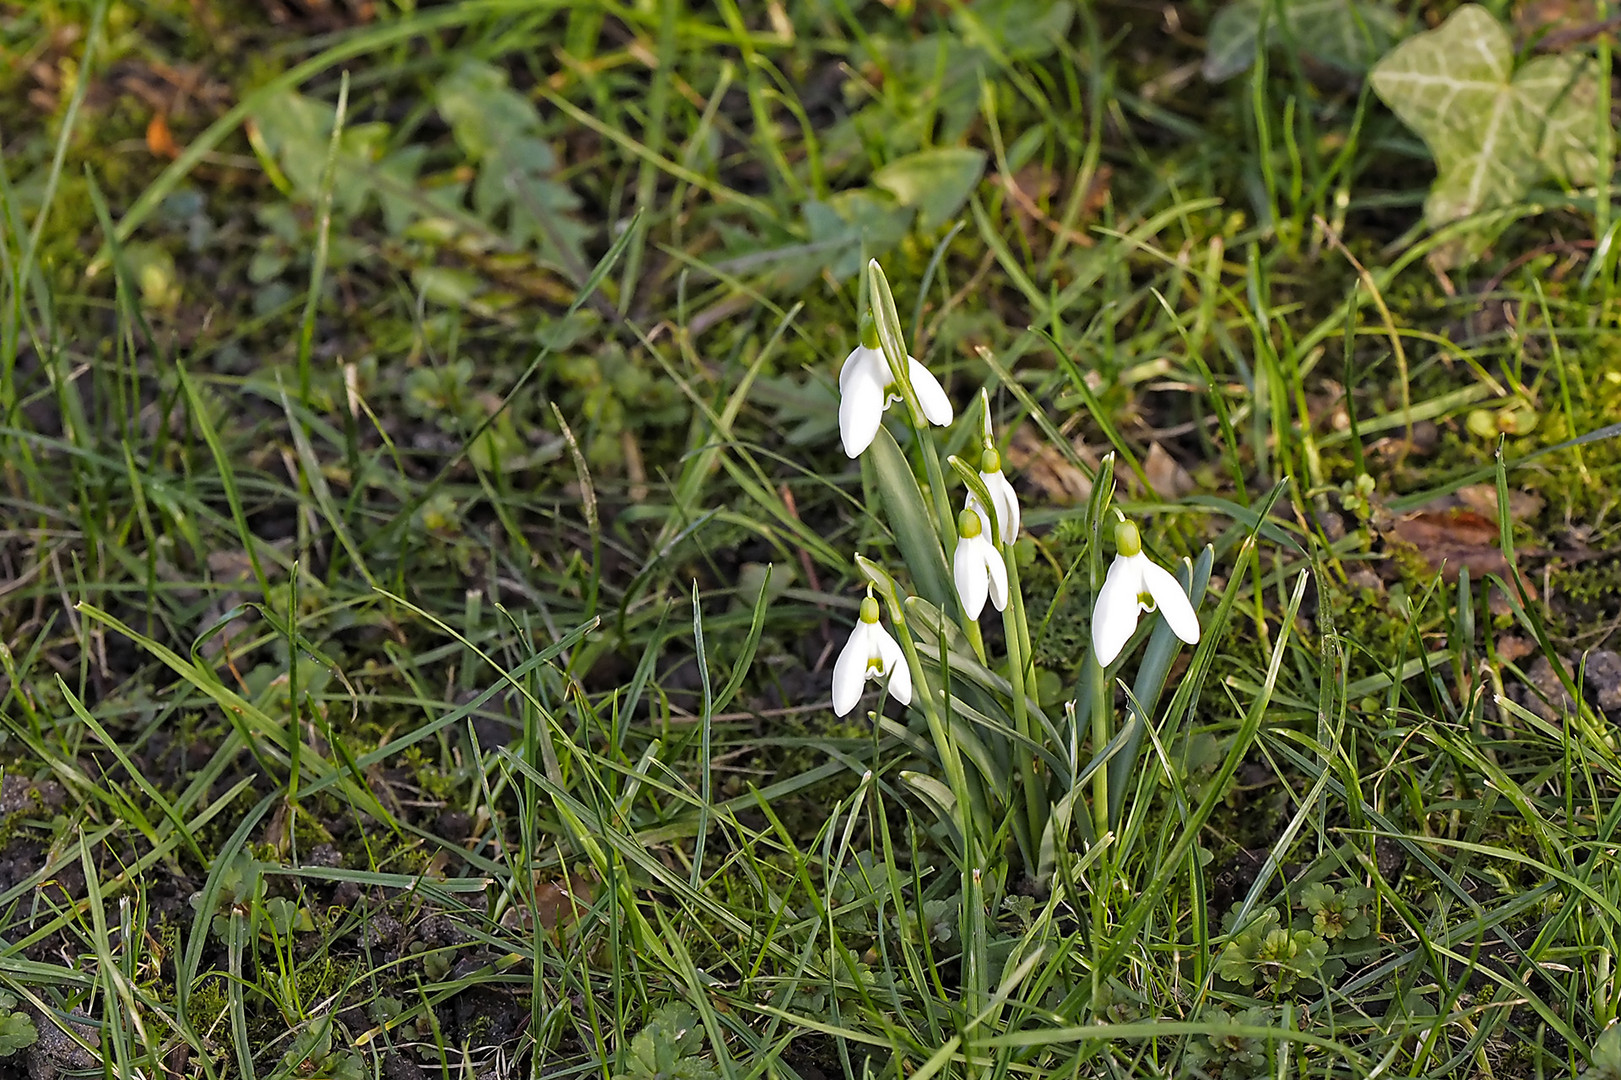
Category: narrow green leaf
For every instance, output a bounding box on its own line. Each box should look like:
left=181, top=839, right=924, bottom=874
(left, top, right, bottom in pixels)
left=869, top=425, right=954, bottom=614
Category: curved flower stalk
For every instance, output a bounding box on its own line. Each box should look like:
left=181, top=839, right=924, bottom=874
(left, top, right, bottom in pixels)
left=953, top=507, right=1008, bottom=620
left=1091, top=518, right=1201, bottom=667
left=838, top=323, right=954, bottom=458
left=832, top=592, right=913, bottom=716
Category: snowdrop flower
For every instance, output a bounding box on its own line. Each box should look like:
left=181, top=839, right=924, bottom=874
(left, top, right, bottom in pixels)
left=832, top=593, right=912, bottom=716
left=953, top=507, right=1008, bottom=620
left=964, top=391, right=1018, bottom=545
left=966, top=445, right=1020, bottom=546
left=1091, top=518, right=1200, bottom=667
left=838, top=324, right=954, bottom=458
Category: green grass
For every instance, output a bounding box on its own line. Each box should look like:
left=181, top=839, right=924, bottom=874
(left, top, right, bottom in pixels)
left=2, top=0, right=1621, bottom=1077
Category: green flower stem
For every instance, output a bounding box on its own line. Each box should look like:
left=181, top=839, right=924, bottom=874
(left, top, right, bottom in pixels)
left=879, top=585, right=990, bottom=1018
left=1000, top=550, right=1045, bottom=870
left=1089, top=648, right=1111, bottom=848
left=864, top=567, right=976, bottom=859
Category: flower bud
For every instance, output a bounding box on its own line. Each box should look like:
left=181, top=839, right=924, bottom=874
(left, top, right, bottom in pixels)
left=1114, top=519, right=1142, bottom=557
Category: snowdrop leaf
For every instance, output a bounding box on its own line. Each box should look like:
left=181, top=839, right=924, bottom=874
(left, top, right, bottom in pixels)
left=870, top=426, right=955, bottom=614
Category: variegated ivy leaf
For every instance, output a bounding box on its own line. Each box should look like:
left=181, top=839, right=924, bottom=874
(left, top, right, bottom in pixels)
left=1370, top=4, right=1602, bottom=256
left=1203, top=0, right=1401, bottom=83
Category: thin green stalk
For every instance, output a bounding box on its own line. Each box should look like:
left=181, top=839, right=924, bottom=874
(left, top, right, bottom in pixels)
left=1089, top=650, right=1111, bottom=849
left=856, top=556, right=980, bottom=868
left=866, top=259, right=986, bottom=660
left=1000, top=552, right=1044, bottom=872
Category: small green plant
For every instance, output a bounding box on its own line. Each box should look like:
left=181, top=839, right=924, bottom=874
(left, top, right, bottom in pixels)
left=190, top=851, right=263, bottom=940
left=275, top=1018, right=365, bottom=1080
left=0, top=994, right=36, bottom=1057
left=1216, top=907, right=1330, bottom=992
left=1183, top=1006, right=1276, bottom=1078
left=1299, top=881, right=1373, bottom=941
left=612, top=1004, right=719, bottom=1080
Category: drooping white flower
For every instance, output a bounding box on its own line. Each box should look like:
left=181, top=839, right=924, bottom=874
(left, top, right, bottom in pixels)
left=953, top=507, right=1008, bottom=620
left=964, top=390, right=1019, bottom=545
left=1091, top=519, right=1200, bottom=666
left=967, top=448, right=1020, bottom=547
left=837, top=336, right=954, bottom=458
left=832, top=594, right=913, bottom=716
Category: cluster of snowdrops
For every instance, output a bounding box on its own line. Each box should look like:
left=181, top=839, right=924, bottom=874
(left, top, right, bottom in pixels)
left=829, top=265, right=1203, bottom=723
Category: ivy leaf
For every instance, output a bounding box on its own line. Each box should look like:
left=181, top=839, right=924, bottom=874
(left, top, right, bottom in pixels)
left=1370, top=4, right=1602, bottom=261
left=1204, top=0, right=1400, bottom=82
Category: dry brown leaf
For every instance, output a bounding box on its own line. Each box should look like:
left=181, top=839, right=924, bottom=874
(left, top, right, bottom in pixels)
left=1455, top=483, right=1544, bottom=522
left=1495, top=634, right=1535, bottom=663
left=146, top=112, right=180, bottom=159
left=1143, top=442, right=1195, bottom=499
left=532, top=872, right=595, bottom=938
left=1378, top=508, right=1537, bottom=598
left=1004, top=424, right=1095, bottom=505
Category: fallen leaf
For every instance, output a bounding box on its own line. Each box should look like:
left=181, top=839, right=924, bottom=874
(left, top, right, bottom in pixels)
left=1377, top=507, right=1538, bottom=598
left=1003, top=424, right=1095, bottom=505
left=146, top=112, right=180, bottom=159
left=1495, top=634, right=1535, bottom=663
left=532, top=872, right=595, bottom=938
left=1143, top=442, right=1195, bottom=499
left=1455, top=483, right=1544, bottom=522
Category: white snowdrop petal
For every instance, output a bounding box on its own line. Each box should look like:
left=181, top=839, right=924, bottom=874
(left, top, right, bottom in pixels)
left=1141, top=558, right=1201, bottom=646
left=985, top=471, right=1020, bottom=545
left=886, top=650, right=913, bottom=705
left=908, top=358, right=955, bottom=427
left=831, top=623, right=871, bottom=717
left=954, top=537, right=990, bottom=619
left=986, top=546, right=1009, bottom=612
left=1091, top=553, right=1144, bottom=666
left=839, top=367, right=887, bottom=458
left=839, top=345, right=885, bottom=395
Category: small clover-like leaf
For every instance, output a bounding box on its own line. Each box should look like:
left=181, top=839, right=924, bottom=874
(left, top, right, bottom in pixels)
left=0, top=1011, right=36, bottom=1057
left=1370, top=4, right=1602, bottom=264
left=1589, top=1023, right=1621, bottom=1077
left=615, top=1004, right=718, bottom=1080
left=1299, top=881, right=1336, bottom=913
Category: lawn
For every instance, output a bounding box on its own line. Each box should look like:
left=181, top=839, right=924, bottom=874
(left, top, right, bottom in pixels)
left=2, top=0, right=1621, bottom=1077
